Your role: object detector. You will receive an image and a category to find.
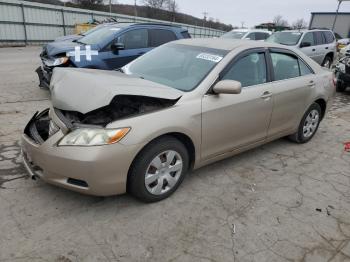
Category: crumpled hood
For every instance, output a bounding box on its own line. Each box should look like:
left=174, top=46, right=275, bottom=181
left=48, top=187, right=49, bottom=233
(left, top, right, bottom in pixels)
left=45, top=41, right=85, bottom=57
left=50, top=68, right=184, bottom=114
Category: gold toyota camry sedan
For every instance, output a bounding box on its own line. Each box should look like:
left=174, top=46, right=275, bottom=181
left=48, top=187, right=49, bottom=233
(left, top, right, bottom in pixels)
left=22, top=39, right=335, bottom=202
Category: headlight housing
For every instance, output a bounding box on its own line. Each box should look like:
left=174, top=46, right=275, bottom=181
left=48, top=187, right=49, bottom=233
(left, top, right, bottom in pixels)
left=58, top=128, right=130, bottom=146
left=44, top=57, right=69, bottom=67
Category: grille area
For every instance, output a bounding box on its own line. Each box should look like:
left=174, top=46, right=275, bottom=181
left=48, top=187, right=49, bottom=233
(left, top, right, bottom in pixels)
left=24, top=109, right=60, bottom=144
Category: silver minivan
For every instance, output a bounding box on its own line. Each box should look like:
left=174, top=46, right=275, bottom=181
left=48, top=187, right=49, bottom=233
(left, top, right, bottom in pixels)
left=267, top=29, right=336, bottom=68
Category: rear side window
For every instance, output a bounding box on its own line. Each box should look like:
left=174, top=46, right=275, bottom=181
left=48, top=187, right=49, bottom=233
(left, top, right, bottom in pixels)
left=314, top=31, right=325, bottom=45
left=299, top=60, right=313, bottom=76
left=271, top=52, right=299, bottom=80
left=255, top=32, right=270, bottom=40
left=222, top=52, right=267, bottom=87
left=181, top=31, right=191, bottom=38
left=117, top=29, right=148, bottom=49
left=323, top=31, right=335, bottom=44
left=149, top=29, right=177, bottom=47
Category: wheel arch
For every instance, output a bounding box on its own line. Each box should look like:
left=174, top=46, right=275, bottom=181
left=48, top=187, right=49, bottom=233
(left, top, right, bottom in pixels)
left=314, top=98, right=327, bottom=120
left=126, top=132, right=196, bottom=189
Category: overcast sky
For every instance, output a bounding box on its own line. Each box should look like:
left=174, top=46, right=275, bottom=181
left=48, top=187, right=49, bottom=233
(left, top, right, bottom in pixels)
left=118, top=0, right=350, bottom=27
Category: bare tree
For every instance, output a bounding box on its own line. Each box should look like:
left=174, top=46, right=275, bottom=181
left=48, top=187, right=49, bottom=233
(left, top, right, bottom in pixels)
left=166, top=0, right=178, bottom=21
left=292, top=18, right=307, bottom=30
left=273, top=15, right=289, bottom=27
left=142, top=0, right=167, bottom=9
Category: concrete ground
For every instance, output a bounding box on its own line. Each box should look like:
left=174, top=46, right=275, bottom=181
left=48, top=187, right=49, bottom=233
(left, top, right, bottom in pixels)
left=0, top=46, right=350, bottom=262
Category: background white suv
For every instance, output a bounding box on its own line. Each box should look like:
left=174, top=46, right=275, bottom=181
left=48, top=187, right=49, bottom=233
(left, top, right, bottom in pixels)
left=267, top=29, right=336, bottom=68
left=220, top=29, right=271, bottom=41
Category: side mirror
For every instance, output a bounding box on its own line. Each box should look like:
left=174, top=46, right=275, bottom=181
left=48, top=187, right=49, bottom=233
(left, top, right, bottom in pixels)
left=111, top=42, right=125, bottom=54
left=213, top=80, right=242, bottom=94
left=300, top=42, right=311, bottom=48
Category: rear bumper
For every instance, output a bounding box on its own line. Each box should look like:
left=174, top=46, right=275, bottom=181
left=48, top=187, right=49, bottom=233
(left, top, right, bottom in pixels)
left=21, top=110, right=141, bottom=196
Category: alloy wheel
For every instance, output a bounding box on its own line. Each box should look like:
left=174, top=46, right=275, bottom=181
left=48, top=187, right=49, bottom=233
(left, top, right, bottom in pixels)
left=303, top=109, right=320, bottom=138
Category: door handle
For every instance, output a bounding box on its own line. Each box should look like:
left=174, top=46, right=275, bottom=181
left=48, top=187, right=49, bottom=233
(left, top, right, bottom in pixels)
left=307, top=80, right=316, bottom=87
left=312, top=49, right=316, bottom=52
left=261, top=91, right=272, bottom=99
left=325, top=47, right=329, bottom=49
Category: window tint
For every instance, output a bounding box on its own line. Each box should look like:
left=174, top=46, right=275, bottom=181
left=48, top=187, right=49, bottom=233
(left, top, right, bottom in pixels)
left=117, top=29, right=148, bottom=49
left=323, top=31, right=335, bottom=44
left=255, top=32, right=270, bottom=40
left=181, top=31, right=191, bottom=38
left=314, top=31, right=325, bottom=45
left=222, top=53, right=267, bottom=87
left=245, top=33, right=256, bottom=40
left=271, top=53, right=300, bottom=80
left=299, top=59, right=313, bottom=76
left=301, top=32, right=315, bottom=46
left=149, top=29, right=177, bottom=47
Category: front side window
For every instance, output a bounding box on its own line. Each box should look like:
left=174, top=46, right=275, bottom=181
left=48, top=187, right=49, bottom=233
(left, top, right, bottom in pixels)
left=301, top=32, right=315, bottom=46
left=255, top=32, right=270, bottom=40
left=124, top=43, right=228, bottom=91
left=149, top=29, right=177, bottom=47
left=246, top=33, right=256, bottom=40
left=222, top=52, right=267, bottom=87
left=117, top=29, right=148, bottom=49
left=271, top=52, right=300, bottom=80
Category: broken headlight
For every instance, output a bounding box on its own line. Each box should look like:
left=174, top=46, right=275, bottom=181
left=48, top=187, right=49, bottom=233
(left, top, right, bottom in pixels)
left=44, top=57, right=69, bottom=67
left=58, top=127, right=130, bottom=146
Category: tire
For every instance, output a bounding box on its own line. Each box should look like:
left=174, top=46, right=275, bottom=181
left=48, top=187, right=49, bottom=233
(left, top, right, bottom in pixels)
left=288, top=103, right=322, bottom=144
left=322, top=56, right=332, bottom=68
left=128, top=136, right=189, bottom=202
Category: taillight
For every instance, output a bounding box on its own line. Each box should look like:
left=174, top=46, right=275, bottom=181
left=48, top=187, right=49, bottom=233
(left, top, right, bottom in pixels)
left=332, top=75, right=337, bottom=88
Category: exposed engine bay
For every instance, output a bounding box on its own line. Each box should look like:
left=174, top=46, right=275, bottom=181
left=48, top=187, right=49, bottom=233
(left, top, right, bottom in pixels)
left=57, top=95, right=178, bottom=127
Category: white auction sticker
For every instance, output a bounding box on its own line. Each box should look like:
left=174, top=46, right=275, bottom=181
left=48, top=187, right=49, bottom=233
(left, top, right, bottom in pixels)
left=196, top=53, right=223, bottom=63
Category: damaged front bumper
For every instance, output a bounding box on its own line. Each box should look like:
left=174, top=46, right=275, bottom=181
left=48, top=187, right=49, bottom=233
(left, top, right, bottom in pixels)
left=36, top=66, right=51, bottom=89
left=21, top=108, right=140, bottom=196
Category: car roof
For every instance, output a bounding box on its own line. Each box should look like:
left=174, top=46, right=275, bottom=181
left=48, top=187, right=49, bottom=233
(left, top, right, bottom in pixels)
left=104, top=22, right=184, bottom=30
left=279, top=29, right=333, bottom=33
left=175, top=38, right=283, bottom=51
left=231, top=29, right=270, bottom=33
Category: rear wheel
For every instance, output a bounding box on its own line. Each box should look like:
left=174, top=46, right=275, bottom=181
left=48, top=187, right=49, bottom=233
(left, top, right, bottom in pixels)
left=289, top=103, right=322, bottom=144
left=128, top=136, right=189, bottom=202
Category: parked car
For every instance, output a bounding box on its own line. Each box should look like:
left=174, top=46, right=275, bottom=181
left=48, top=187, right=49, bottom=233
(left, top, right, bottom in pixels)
left=36, top=23, right=191, bottom=88
left=23, top=39, right=335, bottom=202
left=335, top=52, right=350, bottom=92
left=220, top=29, right=271, bottom=41
left=334, top=32, right=350, bottom=51
left=339, top=44, right=350, bottom=59
left=267, top=29, right=337, bottom=68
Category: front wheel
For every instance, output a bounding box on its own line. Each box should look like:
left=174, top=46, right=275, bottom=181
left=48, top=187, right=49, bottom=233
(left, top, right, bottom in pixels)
left=128, top=136, right=189, bottom=202
left=322, top=56, right=332, bottom=68
left=289, top=103, right=322, bottom=144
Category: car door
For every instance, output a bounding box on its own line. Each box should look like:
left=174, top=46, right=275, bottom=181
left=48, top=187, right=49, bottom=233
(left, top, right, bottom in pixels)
left=201, top=49, right=274, bottom=160
left=313, top=31, right=327, bottom=64
left=299, top=32, right=318, bottom=62
left=100, top=28, right=151, bottom=69
left=267, top=49, right=315, bottom=137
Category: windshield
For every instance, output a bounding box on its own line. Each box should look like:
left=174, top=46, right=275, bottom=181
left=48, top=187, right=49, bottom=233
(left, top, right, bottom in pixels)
left=266, top=32, right=302, bottom=46
left=221, top=31, right=246, bottom=39
left=79, top=26, right=120, bottom=45
left=123, top=43, right=228, bottom=91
